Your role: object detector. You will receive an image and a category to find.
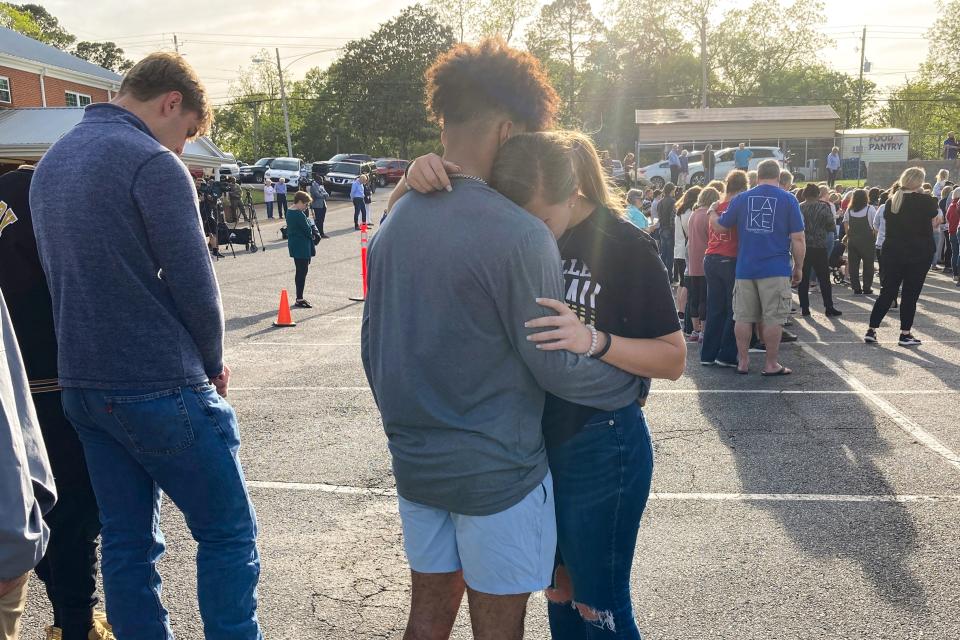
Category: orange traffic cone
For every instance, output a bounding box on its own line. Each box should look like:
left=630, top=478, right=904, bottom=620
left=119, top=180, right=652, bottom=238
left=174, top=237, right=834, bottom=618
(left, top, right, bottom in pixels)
left=272, top=289, right=297, bottom=327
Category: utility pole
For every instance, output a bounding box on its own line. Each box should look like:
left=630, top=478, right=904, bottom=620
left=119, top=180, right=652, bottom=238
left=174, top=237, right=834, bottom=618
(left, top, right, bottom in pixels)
left=276, top=48, right=293, bottom=157
left=173, top=34, right=179, bottom=54
left=699, top=18, right=708, bottom=109
left=857, top=26, right=866, bottom=127
left=250, top=102, right=260, bottom=159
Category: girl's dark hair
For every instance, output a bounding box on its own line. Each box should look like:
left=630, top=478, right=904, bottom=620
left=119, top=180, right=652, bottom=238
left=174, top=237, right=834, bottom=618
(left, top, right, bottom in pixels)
left=851, top=188, right=869, bottom=212
left=676, top=186, right=701, bottom=215
left=868, top=187, right=880, bottom=205
left=489, top=132, right=577, bottom=209
left=802, top=183, right=820, bottom=201
left=653, top=189, right=662, bottom=198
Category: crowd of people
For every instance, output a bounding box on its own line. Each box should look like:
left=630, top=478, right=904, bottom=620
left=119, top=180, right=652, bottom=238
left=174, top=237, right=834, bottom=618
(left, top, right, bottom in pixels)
left=0, top=38, right=952, bottom=640
left=616, top=159, right=950, bottom=369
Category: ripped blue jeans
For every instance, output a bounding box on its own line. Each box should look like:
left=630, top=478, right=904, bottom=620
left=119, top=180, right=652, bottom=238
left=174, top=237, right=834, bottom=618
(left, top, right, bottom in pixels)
left=546, top=402, right=654, bottom=639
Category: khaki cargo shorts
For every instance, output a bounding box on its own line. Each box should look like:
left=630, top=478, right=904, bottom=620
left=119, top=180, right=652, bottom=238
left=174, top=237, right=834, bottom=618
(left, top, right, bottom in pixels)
left=733, top=276, right=793, bottom=325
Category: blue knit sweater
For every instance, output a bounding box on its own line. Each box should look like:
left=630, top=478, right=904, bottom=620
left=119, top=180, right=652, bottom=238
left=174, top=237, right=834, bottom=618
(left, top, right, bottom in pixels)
left=30, top=104, right=224, bottom=390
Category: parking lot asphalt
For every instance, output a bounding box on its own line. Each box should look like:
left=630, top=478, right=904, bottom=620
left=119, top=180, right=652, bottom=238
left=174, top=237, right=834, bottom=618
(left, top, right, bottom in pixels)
left=20, top=186, right=960, bottom=639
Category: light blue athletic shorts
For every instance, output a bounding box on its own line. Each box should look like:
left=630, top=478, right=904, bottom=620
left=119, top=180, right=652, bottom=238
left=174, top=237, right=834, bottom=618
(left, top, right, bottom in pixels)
left=398, top=471, right=556, bottom=595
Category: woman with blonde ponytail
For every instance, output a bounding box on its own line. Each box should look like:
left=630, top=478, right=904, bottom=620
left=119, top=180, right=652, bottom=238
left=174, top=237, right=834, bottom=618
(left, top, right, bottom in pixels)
left=866, top=167, right=939, bottom=346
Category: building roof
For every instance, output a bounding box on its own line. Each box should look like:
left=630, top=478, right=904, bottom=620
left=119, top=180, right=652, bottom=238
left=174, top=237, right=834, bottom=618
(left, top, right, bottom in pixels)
left=636, top=105, right=840, bottom=126
left=836, top=128, right=909, bottom=136
left=0, top=26, right=122, bottom=84
left=0, top=108, right=229, bottom=165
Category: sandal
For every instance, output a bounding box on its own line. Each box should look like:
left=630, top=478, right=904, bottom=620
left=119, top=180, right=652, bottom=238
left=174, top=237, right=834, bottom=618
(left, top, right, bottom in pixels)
left=760, top=366, right=792, bottom=377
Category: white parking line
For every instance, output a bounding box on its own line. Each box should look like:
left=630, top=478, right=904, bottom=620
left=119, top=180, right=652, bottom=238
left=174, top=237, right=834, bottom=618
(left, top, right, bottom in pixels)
left=228, top=337, right=960, bottom=348
left=229, top=386, right=957, bottom=395
left=921, top=282, right=960, bottom=294
left=799, top=342, right=960, bottom=472
left=246, top=480, right=960, bottom=504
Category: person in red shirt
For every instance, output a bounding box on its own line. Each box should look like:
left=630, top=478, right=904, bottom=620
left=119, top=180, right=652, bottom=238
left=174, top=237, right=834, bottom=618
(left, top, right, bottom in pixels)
left=701, top=170, right=747, bottom=366
left=947, top=189, right=960, bottom=283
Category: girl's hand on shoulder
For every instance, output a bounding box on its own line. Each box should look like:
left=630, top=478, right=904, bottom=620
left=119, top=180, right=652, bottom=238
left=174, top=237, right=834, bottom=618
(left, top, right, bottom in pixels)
left=524, top=298, right=593, bottom=354
left=407, top=154, right=462, bottom=194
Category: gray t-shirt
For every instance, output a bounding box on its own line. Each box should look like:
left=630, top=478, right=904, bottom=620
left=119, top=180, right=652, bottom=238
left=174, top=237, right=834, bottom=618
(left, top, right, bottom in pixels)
left=361, top=180, right=641, bottom=516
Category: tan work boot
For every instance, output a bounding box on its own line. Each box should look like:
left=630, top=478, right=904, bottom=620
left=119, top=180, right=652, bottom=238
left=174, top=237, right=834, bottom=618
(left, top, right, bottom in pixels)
left=89, top=611, right=115, bottom=640
left=44, top=611, right=114, bottom=640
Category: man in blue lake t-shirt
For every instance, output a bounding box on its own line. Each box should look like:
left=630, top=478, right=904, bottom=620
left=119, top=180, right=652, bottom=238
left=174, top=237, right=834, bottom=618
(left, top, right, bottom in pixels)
left=713, top=159, right=805, bottom=377
left=734, top=143, right=753, bottom=171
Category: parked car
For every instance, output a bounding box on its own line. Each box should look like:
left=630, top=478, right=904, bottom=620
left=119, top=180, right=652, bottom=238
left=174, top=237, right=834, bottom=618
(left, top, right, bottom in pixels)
left=264, top=157, right=304, bottom=186
left=374, top=158, right=409, bottom=186
left=324, top=161, right=378, bottom=195
left=311, top=161, right=333, bottom=181
left=239, top=157, right=275, bottom=184
left=216, top=161, right=241, bottom=181
left=329, top=153, right=374, bottom=163
left=639, top=146, right=784, bottom=188
left=610, top=159, right=625, bottom=185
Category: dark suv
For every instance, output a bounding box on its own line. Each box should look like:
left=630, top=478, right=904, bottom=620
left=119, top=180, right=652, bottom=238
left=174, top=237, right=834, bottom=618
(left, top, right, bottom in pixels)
left=324, top=161, right=378, bottom=195
left=239, top=157, right=274, bottom=184
left=329, top=153, right=374, bottom=163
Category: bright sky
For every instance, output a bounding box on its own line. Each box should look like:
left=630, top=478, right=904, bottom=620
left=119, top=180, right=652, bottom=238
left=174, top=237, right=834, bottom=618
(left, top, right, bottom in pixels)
left=36, top=0, right=937, bottom=107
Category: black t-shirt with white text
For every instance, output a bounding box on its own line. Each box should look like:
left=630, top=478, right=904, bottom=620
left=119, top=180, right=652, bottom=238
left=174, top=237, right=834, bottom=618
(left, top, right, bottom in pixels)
left=542, top=207, right=681, bottom=447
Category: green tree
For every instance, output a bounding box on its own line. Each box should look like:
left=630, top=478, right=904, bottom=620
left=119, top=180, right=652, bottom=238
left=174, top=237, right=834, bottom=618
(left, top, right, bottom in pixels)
left=74, top=41, right=134, bottom=73
left=212, top=50, right=289, bottom=161
left=881, top=80, right=955, bottom=159
left=526, top=0, right=606, bottom=125
left=428, top=0, right=481, bottom=42
left=0, top=3, right=43, bottom=40
left=479, top=0, right=537, bottom=45
left=921, top=0, right=960, bottom=81
left=709, top=0, right=831, bottom=99
left=17, top=3, right=75, bottom=48
left=322, top=4, right=455, bottom=158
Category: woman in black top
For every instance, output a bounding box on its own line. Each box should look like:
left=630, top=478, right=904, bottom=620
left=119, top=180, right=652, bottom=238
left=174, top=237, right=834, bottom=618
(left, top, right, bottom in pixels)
left=866, top=167, right=939, bottom=346
left=798, top=183, right=842, bottom=316
left=491, top=131, right=686, bottom=638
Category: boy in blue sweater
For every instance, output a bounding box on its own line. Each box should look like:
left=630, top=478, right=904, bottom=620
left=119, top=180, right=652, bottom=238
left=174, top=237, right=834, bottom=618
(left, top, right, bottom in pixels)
left=30, top=53, right=263, bottom=640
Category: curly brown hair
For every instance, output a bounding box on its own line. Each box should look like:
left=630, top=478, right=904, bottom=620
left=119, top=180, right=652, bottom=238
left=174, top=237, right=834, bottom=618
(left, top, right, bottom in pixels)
left=425, top=38, right=559, bottom=132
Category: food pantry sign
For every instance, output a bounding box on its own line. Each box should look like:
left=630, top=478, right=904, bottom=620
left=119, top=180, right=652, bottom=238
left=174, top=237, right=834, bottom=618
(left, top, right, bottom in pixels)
left=838, top=128, right=909, bottom=164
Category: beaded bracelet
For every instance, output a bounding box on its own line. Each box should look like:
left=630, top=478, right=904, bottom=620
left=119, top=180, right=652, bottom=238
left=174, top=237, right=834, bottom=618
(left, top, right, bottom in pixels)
left=583, top=324, right=599, bottom=358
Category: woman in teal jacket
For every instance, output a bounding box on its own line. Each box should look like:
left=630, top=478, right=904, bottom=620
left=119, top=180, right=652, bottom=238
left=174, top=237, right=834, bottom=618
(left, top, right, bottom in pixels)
left=286, top=190, right=316, bottom=308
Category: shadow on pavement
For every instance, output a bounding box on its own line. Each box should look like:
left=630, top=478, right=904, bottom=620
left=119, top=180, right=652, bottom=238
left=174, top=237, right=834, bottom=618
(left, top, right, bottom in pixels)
left=696, top=376, right=928, bottom=612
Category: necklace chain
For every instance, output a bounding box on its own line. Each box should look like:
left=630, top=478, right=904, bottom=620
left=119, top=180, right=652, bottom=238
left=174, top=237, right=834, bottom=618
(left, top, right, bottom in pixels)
left=449, top=173, right=488, bottom=185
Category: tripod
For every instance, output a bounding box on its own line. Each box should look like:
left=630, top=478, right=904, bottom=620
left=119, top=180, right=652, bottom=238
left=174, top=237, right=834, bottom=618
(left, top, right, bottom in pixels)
left=240, top=188, right=266, bottom=252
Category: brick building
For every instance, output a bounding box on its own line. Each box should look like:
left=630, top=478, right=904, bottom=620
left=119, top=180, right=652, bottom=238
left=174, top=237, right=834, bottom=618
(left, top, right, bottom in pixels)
left=0, top=25, right=121, bottom=110
left=0, top=26, right=232, bottom=175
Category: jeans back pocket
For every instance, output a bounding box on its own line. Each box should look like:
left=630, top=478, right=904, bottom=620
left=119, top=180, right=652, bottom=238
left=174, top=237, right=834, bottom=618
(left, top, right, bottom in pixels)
left=105, top=388, right=195, bottom=455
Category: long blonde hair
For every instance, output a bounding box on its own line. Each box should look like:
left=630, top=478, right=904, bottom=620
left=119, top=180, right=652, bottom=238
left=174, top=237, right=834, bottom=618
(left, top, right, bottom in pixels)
left=890, top=167, right=925, bottom=214
left=565, top=131, right=626, bottom=216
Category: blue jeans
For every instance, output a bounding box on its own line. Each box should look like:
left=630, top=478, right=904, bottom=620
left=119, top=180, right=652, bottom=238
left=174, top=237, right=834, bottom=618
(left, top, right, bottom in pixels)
left=701, top=254, right=738, bottom=365
left=265, top=201, right=273, bottom=218
left=951, top=233, right=959, bottom=274
left=658, top=233, right=675, bottom=279
left=353, top=197, right=368, bottom=226
left=546, top=403, right=654, bottom=639
left=62, top=385, right=262, bottom=640
left=933, top=232, right=943, bottom=267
